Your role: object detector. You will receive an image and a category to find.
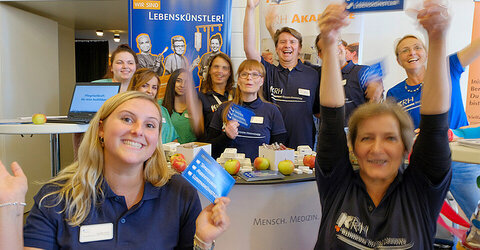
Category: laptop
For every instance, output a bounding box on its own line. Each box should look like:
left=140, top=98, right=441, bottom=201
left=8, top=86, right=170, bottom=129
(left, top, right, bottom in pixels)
left=48, top=82, right=121, bottom=124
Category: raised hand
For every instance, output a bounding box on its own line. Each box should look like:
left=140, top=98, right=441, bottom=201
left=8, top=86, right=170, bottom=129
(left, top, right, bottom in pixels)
left=318, top=4, right=349, bottom=44
left=247, top=0, right=260, bottom=9
left=195, top=197, right=231, bottom=245
left=417, top=0, right=450, bottom=40
left=0, top=161, right=27, bottom=204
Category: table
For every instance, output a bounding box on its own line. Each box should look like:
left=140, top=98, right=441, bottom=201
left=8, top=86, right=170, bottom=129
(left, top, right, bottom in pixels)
left=450, top=142, right=480, bottom=164
left=0, top=122, right=89, bottom=176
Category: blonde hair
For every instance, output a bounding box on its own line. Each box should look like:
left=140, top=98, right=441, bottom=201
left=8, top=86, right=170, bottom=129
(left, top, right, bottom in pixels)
left=394, top=35, right=426, bottom=58
left=221, top=59, right=266, bottom=122
left=348, top=99, right=414, bottom=154
left=40, top=91, right=173, bottom=226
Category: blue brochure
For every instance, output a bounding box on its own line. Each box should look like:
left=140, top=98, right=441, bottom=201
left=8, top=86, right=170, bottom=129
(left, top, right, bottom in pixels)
left=361, top=60, right=385, bottom=83
left=182, top=149, right=235, bottom=203
left=346, top=0, right=404, bottom=13
left=227, top=104, right=255, bottom=128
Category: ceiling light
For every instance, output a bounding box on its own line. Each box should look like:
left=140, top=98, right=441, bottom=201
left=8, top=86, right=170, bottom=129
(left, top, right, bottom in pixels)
left=96, top=30, right=104, bottom=37
left=113, top=34, right=120, bottom=42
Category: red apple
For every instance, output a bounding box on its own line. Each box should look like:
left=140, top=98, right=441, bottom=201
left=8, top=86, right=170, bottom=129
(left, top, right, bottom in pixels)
left=224, top=159, right=240, bottom=175
left=278, top=160, right=294, bottom=175
left=254, top=157, right=270, bottom=170
left=32, top=113, right=46, bottom=125
left=303, top=155, right=316, bottom=169
left=171, top=158, right=187, bottom=172
left=170, top=153, right=185, bottom=162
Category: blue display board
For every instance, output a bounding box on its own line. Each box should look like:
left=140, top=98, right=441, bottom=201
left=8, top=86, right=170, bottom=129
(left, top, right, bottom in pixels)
left=346, top=0, right=404, bottom=12
left=128, top=0, right=232, bottom=86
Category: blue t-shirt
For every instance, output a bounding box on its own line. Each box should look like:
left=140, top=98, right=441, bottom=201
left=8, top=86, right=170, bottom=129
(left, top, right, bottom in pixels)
left=261, top=58, right=319, bottom=149
left=387, top=53, right=469, bottom=129
left=209, top=98, right=287, bottom=160
left=315, top=106, right=451, bottom=249
left=24, top=175, right=201, bottom=249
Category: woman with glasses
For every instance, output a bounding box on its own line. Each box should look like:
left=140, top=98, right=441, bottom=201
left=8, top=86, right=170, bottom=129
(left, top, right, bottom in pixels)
left=207, top=59, right=287, bottom=160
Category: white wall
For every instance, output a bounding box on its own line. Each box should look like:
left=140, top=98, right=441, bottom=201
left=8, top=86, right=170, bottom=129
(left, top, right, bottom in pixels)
left=0, top=3, right=60, bottom=209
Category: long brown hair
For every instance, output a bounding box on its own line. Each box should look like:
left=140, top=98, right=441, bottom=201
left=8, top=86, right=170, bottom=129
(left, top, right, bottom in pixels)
left=162, top=68, right=187, bottom=115
left=103, top=44, right=139, bottom=79
left=221, top=59, right=266, bottom=122
left=128, top=68, right=161, bottom=99
left=200, top=53, right=234, bottom=95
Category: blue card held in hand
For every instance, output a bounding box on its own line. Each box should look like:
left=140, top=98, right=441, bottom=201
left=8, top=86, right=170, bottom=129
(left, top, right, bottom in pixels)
left=182, top=149, right=235, bottom=203
left=227, top=104, right=255, bottom=128
left=346, top=0, right=404, bottom=13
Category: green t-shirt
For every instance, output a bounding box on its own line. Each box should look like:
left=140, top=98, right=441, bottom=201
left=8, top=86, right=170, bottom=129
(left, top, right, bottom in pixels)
left=158, top=100, right=196, bottom=144
left=159, top=104, right=179, bottom=143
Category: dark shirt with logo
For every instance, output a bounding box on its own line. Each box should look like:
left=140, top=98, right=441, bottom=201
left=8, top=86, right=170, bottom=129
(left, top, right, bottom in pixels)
left=315, top=106, right=451, bottom=249
left=261, top=58, right=319, bottom=149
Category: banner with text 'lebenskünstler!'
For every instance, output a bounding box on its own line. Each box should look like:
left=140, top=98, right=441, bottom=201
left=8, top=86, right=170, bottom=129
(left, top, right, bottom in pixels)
left=128, top=0, right=232, bottom=96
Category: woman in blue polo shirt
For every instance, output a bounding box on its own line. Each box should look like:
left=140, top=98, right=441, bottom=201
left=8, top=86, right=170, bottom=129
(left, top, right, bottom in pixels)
left=0, top=91, right=230, bottom=249
left=128, top=68, right=179, bottom=143
left=208, top=59, right=287, bottom=160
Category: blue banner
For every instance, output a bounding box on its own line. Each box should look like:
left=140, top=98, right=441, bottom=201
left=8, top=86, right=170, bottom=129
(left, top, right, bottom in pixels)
left=128, top=0, right=232, bottom=87
left=345, top=0, right=404, bottom=12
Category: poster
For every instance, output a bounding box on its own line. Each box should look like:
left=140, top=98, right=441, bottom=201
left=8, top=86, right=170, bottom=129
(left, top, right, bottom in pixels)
left=128, top=0, right=232, bottom=97
left=466, top=2, right=480, bottom=124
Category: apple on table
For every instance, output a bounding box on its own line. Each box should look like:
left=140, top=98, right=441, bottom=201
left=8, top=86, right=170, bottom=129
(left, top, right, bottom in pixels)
left=303, top=155, right=316, bottom=169
left=224, top=159, right=240, bottom=175
left=278, top=160, right=294, bottom=175
left=253, top=157, right=269, bottom=170
left=32, top=114, right=46, bottom=125
left=171, top=156, right=187, bottom=173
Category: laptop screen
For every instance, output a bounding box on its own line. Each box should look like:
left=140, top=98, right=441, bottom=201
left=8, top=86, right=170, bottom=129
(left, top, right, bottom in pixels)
left=69, top=84, right=121, bottom=113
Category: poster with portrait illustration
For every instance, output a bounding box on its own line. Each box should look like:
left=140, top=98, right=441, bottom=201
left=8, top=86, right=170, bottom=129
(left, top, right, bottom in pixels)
left=128, top=0, right=232, bottom=97
left=259, top=0, right=363, bottom=66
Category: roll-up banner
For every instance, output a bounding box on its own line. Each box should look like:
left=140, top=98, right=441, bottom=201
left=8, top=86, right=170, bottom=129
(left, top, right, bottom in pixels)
left=466, top=1, right=480, bottom=124
left=128, top=0, right=232, bottom=97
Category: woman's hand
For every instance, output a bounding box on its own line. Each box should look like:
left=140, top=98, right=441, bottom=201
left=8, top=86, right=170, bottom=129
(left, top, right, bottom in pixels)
left=225, top=120, right=239, bottom=139
left=0, top=161, right=27, bottom=204
left=246, top=0, right=260, bottom=9
left=318, top=4, right=349, bottom=45
left=195, top=197, right=231, bottom=245
left=417, top=0, right=450, bottom=40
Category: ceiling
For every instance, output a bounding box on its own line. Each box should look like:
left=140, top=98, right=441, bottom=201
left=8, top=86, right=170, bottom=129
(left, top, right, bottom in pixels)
left=4, top=0, right=128, bottom=31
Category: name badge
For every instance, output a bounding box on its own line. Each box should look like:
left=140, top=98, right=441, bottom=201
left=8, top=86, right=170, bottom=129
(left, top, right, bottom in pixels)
left=250, top=116, right=264, bottom=124
left=184, top=113, right=190, bottom=118
left=79, top=223, right=113, bottom=243
left=162, top=117, right=166, bottom=124
left=298, top=88, right=310, bottom=96
left=342, top=79, right=347, bottom=86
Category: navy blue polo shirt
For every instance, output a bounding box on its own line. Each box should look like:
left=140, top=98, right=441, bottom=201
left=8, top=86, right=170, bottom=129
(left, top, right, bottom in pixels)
left=198, top=90, right=230, bottom=132
left=209, top=98, right=286, bottom=160
left=315, top=106, right=451, bottom=249
left=24, top=175, right=201, bottom=250
left=261, top=58, right=319, bottom=149
left=342, top=61, right=369, bottom=125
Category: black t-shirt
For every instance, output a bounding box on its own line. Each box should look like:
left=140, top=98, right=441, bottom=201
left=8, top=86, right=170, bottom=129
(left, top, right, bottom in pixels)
left=315, top=106, right=451, bottom=249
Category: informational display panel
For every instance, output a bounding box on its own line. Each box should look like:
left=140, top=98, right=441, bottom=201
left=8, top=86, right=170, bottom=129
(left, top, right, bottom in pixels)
left=466, top=2, right=480, bottom=124
left=128, top=0, right=232, bottom=93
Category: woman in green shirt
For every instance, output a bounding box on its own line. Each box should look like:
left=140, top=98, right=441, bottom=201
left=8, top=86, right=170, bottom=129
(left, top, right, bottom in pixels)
left=161, top=69, right=201, bottom=144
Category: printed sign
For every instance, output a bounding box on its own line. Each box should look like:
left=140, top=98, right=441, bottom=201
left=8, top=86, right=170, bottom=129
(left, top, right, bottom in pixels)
left=182, top=149, right=235, bottom=203
left=345, top=0, right=404, bottom=13
left=128, top=0, right=232, bottom=89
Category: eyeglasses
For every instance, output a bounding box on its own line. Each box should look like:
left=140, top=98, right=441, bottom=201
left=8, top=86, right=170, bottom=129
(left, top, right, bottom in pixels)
left=239, top=72, right=262, bottom=79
